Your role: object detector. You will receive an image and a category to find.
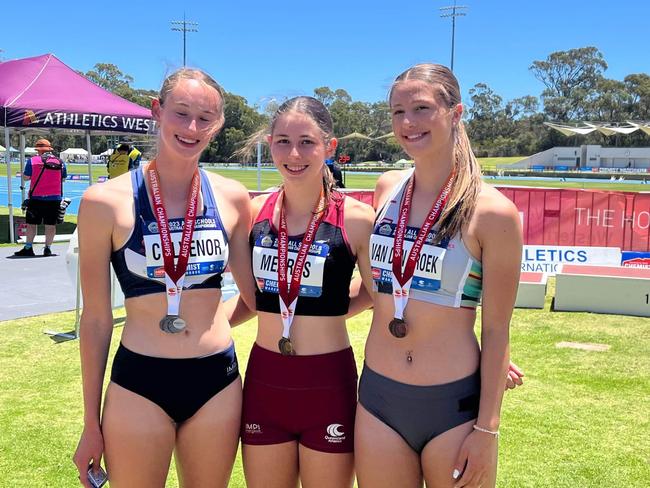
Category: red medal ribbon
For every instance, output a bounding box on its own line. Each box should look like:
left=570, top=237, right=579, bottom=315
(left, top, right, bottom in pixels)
left=390, top=170, right=455, bottom=319
left=277, top=188, right=326, bottom=339
left=148, top=160, right=201, bottom=316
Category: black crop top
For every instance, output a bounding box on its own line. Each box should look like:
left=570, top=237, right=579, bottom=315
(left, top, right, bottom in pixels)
left=250, top=191, right=356, bottom=316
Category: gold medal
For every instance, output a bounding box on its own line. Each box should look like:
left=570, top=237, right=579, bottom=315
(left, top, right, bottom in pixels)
left=388, top=318, right=408, bottom=338
left=278, top=337, right=295, bottom=356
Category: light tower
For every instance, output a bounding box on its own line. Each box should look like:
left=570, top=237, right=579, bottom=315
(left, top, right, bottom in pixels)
left=171, top=15, right=199, bottom=67
left=439, top=1, right=468, bottom=71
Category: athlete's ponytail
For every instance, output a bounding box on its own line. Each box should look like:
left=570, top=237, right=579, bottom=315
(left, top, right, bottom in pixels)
left=390, top=63, right=482, bottom=245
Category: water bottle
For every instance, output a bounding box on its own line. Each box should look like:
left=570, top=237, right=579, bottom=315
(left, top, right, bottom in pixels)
left=57, top=198, right=72, bottom=224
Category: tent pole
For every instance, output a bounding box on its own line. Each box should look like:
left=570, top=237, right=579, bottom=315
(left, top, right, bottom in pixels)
left=5, top=126, right=14, bottom=243
left=19, top=133, right=26, bottom=203
left=86, top=131, right=92, bottom=185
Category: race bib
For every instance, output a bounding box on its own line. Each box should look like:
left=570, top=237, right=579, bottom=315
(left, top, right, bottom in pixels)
left=253, top=234, right=329, bottom=298
left=142, top=216, right=227, bottom=281
left=370, top=223, right=446, bottom=292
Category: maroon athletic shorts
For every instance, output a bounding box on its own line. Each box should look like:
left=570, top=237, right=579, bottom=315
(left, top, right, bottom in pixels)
left=241, top=343, right=358, bottom=453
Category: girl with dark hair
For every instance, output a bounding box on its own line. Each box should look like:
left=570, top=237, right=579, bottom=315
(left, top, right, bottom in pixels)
left=354, top=64, right=522, bottom=488
left=228, top=96, right=375, bottom=488
left=73, top=68, right=256, bottom=487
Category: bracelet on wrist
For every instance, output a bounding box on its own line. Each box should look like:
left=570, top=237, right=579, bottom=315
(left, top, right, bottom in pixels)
left=473, top=424, right=499, bottom=436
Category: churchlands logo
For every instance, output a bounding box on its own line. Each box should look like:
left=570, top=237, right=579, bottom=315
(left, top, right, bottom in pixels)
left=325, top=423, right=345, bottom=443
left=245, top=423, right=262, bottom=434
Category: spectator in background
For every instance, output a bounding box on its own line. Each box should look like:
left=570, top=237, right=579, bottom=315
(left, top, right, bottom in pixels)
left=14, top=138, right=67, bottom=257
left=128, top=145, right=142, bottom=170
left=107, top=143, right=131, bottom=179
left=325, top=157, right=345, bottom=188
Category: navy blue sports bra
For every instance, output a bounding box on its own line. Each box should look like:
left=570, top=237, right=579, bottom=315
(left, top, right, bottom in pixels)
left=111, top=168, right=229, bottom=299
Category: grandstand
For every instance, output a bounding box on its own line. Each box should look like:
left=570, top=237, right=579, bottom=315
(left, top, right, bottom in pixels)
left=509, top=144, right=650, bottom=171
left=507, top=121, right=650, bottom=172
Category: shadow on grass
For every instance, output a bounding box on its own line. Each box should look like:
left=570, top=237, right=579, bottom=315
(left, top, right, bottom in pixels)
left=0, top=212, right=77, bottom=244
left=45, top=316, right=125, bottom=344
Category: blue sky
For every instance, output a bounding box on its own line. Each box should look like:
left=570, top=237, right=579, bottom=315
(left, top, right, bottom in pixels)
left=2, top=0, right=649, bottom=108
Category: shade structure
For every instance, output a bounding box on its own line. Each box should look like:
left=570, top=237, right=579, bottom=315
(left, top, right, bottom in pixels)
left=339, top=131, right=373, bottom=140
left=543, top=122, right=597, bottom=136
left=544, top=121, right=650, bottom=137
left=585, top=122, right=639, bottom=136
left=374, top=132, right=395, bottom=140
left=1, top=53, right=154, bottom=242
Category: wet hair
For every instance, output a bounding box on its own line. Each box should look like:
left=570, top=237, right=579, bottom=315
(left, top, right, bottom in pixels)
left=238, top=96, right=337, bottom=209
left=390, top=63, right=482, bottom=245
left=157, top=67, right=225, bottom=133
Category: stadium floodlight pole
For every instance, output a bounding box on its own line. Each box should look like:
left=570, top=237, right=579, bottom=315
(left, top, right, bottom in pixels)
left=171, top=14, right=199, bottom=67
left=439, top=1, right=468, bottom=72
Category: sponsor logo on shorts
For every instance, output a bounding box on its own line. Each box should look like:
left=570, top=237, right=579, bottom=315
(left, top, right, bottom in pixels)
left=245, top=423, right=262, bottom=435
left=325, top=423, right=345, bottom=443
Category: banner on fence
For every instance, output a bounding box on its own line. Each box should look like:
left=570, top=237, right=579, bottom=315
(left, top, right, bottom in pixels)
left=522, top=245, right=621, bottom=275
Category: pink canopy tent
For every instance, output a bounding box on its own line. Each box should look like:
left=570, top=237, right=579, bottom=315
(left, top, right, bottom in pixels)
left=1, top=53, right=154, bottom=241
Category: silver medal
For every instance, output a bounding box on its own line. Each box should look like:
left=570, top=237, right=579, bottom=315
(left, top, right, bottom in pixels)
left=159, top=315, right=186, bottom=334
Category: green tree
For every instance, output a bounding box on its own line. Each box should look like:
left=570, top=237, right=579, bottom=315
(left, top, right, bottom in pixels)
left=590, top=78, right=633, bottom=121
left=314, top=87, right=336, bottom=107
left=205, top=92, right=266, bottom=163
left=85, top=63, right=134, bottom=97
left=529, top=47, right=608, bottom=120
left=625, top=73, right=650, bottom=119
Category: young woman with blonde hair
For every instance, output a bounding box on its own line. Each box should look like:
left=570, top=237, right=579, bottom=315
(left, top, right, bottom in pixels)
left=73, top=68, right=256, bottom=487
left=355, top=63, right=522, bottom=488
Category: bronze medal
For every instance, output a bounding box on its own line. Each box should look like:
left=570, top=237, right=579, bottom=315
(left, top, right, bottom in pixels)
left=388, top=318, right=408, bottom=338
left=160, top=315, right=186, bottom=334
left=278, top=337, right=295, bottom=356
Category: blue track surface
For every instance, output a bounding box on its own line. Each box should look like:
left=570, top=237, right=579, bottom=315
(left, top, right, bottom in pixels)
left=0, top=176, right=88, bottom=215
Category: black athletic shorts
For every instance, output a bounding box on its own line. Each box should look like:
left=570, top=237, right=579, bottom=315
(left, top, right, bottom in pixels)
left=26, top=199, right=60, bottom=225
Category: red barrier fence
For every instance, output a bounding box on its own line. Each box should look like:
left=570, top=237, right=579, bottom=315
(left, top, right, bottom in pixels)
left=498, top=187, right=650, bottom=252
left=251, top=187, right=650, bottom=252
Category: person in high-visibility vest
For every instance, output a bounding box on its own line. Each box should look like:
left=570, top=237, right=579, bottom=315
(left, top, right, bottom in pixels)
left=107, top=143, right=131, bottom=179
left=128, top=146, right=142, bottom=170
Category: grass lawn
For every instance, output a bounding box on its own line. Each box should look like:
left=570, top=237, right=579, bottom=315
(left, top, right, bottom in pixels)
left=1, top=283, right=648, bottom=487
left=479, top=156, right=525, bottom=171
left=207, top=167, right=650, bottom=193
left=1, top=163, right=648, bottom=245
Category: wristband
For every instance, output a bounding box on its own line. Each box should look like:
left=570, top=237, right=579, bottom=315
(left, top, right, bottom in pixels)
left=473, top=424, right=499, bottom=436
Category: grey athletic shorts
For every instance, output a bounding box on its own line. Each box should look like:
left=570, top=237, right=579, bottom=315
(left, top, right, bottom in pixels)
left=358, top=364, right=480, bottom=453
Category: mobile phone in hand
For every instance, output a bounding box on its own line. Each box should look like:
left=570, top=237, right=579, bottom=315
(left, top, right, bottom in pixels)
left=87, top=465, right=108, bottom=488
